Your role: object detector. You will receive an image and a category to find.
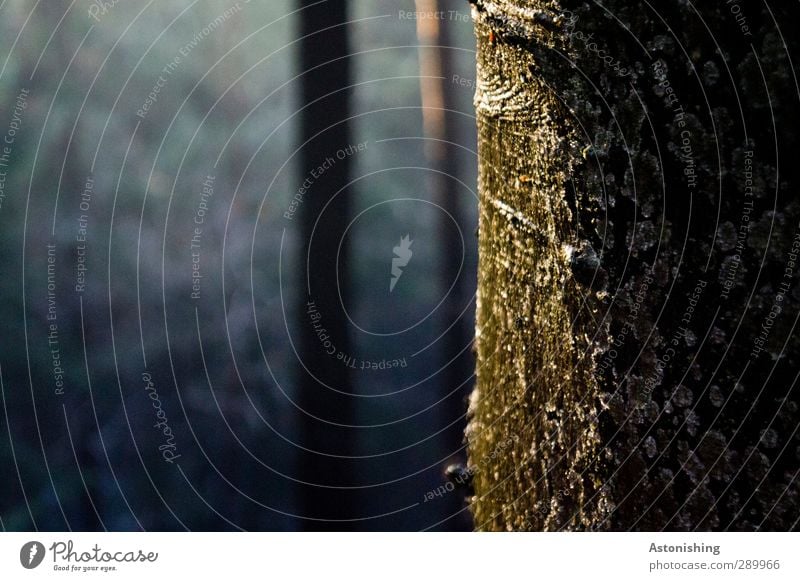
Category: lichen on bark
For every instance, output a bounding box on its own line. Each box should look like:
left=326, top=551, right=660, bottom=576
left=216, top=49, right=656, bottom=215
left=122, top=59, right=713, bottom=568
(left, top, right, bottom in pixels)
left=468, top=0, right=800, bottom=531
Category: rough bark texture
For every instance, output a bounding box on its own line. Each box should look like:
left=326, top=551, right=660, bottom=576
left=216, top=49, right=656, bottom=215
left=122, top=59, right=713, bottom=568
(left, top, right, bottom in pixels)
left=468, top=0, right=800, bottom=531
left=416, top=0, right=474, bottom=530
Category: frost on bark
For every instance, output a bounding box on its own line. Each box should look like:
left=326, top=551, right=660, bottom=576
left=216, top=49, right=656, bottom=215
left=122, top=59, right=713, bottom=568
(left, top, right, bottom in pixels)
left=468, top=0, right=800, bottom=531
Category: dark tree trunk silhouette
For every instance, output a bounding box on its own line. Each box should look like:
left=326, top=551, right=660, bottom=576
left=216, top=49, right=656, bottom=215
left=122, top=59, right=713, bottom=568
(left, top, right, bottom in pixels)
left=297, top=0, right=357, bottom=531
left=468, top=0, right=800, bottom=531
left=414, top=0, right=473, bottom=530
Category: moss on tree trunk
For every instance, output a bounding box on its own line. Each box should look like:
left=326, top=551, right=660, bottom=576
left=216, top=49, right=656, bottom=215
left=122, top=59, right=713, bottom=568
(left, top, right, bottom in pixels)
left=468, top=0, right=800, bottom=531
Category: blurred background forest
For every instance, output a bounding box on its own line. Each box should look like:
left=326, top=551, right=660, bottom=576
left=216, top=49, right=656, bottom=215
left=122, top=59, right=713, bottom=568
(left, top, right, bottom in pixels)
left=0, top=0, right=479, bottom=530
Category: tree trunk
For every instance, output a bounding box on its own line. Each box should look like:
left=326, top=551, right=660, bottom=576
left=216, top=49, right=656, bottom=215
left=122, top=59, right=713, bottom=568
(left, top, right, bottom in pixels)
left=468, top=0, right=800, bottom=531
left=414, top=0, right=473, bottom=530
left=297, top=0, right=357, bottom=530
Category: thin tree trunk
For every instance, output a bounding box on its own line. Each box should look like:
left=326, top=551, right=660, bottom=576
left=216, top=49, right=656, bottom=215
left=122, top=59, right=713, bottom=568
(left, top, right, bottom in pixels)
left=468, top=0, right=800, bottom=531
left=414, top=0, right=472, bottom=529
